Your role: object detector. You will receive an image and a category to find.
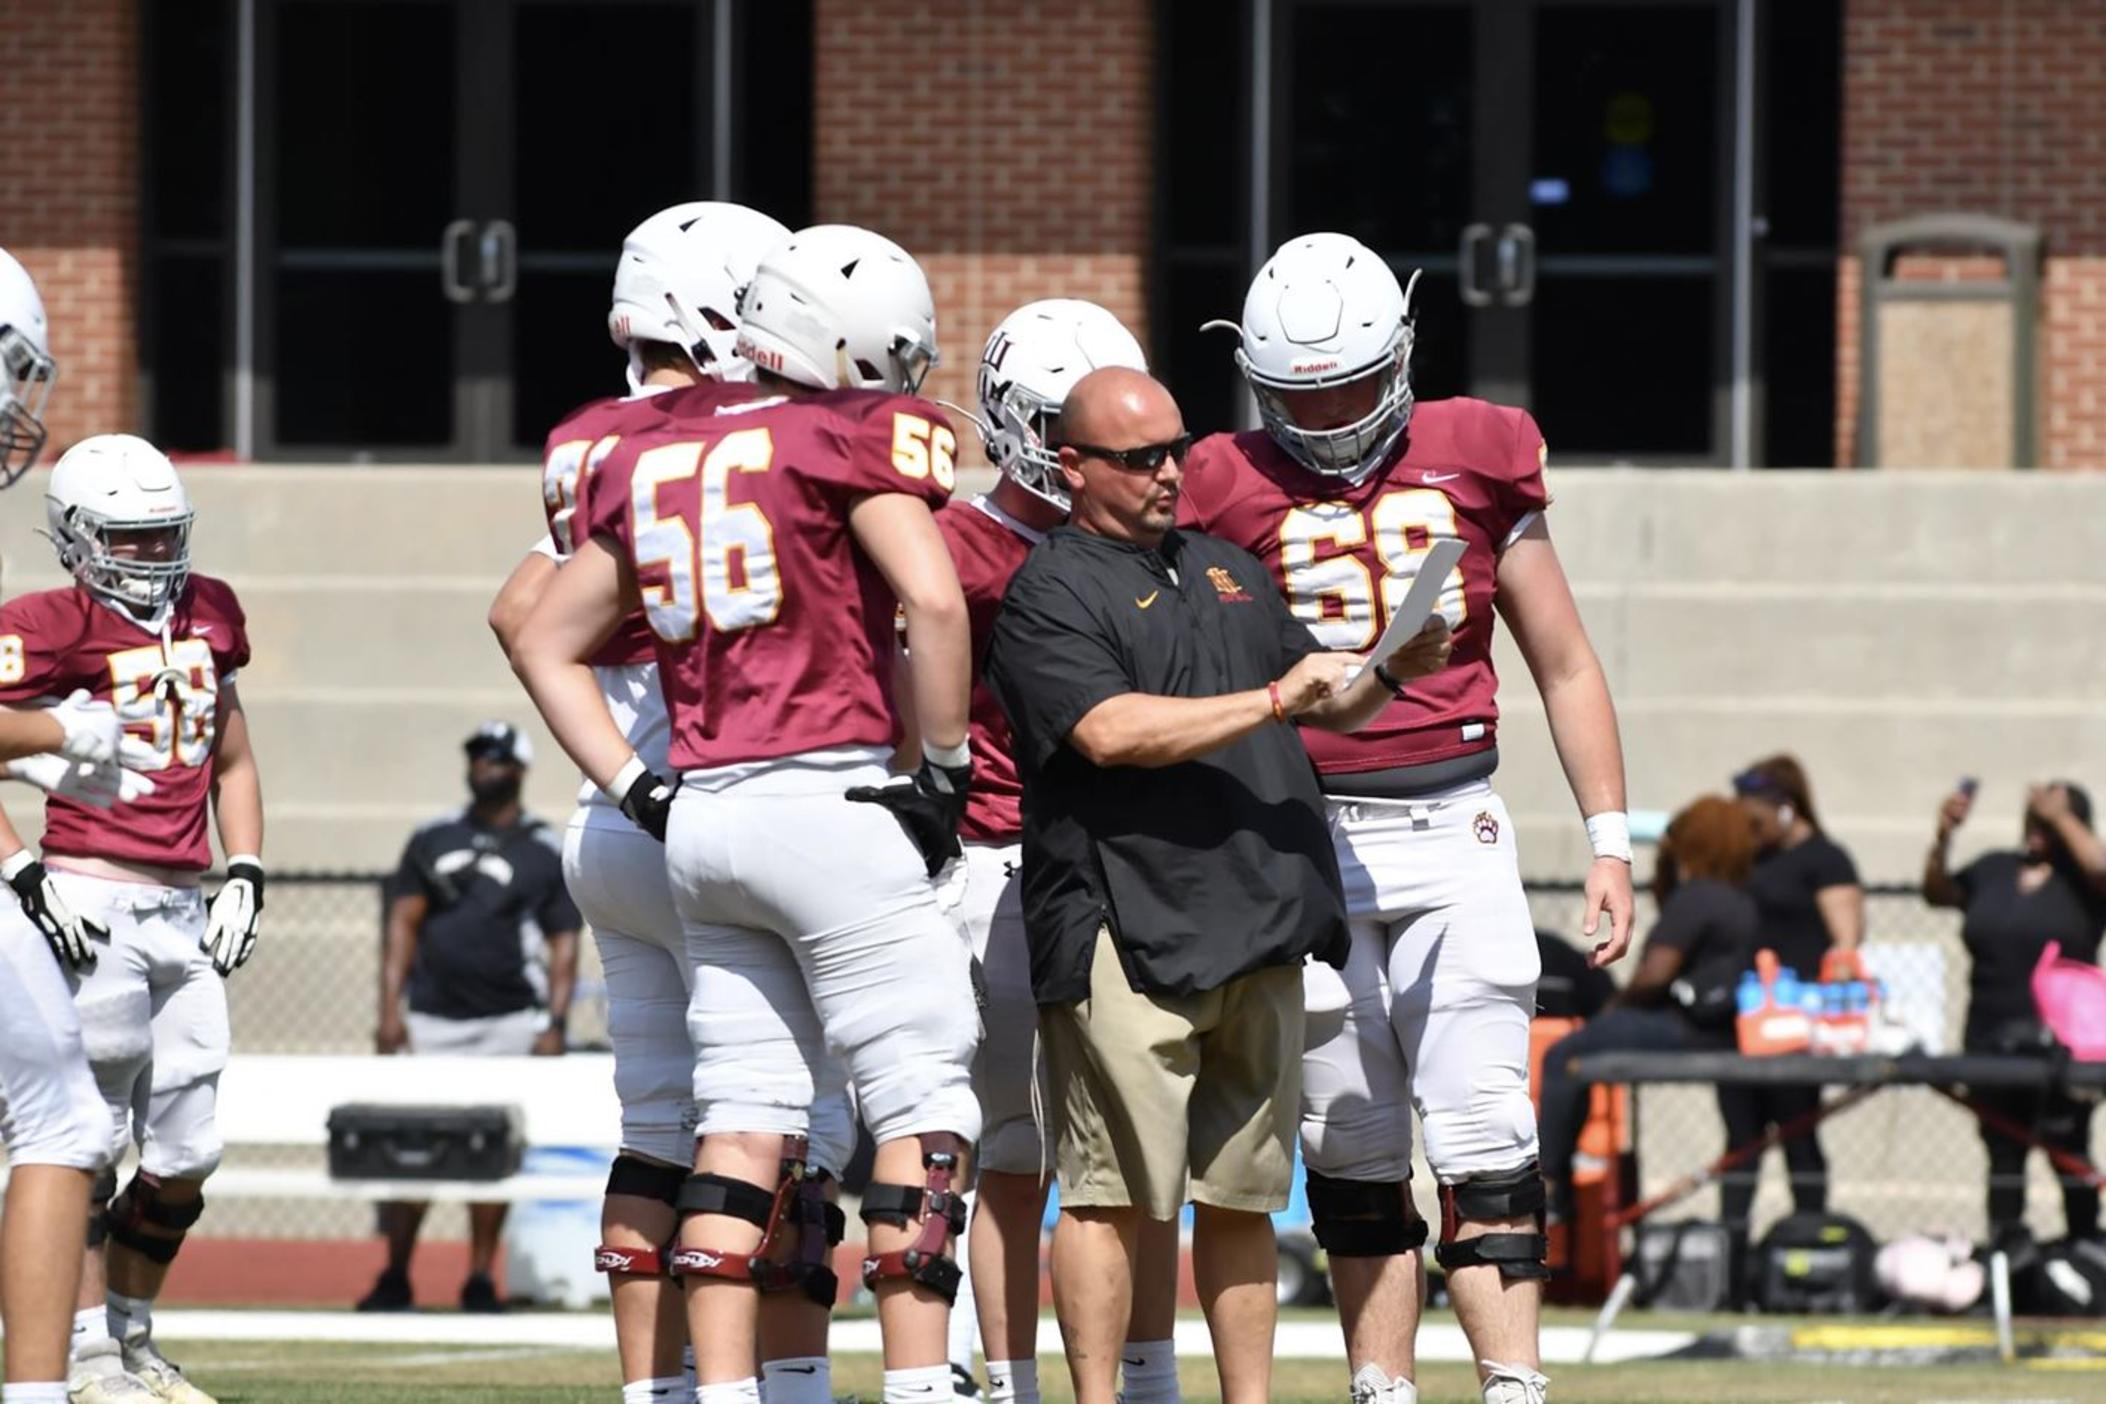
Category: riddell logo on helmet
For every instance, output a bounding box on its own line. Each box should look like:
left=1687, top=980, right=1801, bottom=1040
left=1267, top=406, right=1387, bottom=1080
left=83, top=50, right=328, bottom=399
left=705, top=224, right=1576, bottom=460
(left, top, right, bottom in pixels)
left=737, top=337, right=784, bottom=373
left=1292, top=359, right=1341, bottom=374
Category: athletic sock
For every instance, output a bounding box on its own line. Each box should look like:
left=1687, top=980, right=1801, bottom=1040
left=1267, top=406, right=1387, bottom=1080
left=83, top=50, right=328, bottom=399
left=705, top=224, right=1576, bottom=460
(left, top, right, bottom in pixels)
left=3, top=1384, right=71, bottom=1403
left=72, top=1306, right=112, bottom=1351
left=760, top=1356, right=831, bottom=1404
left=1118, top=1338, right=1180, bottom=1404
left=985, top=1358, right=1038, bottom=1403
left=683, top=1345, right=696, bottom=1394
left=106, top=1290, right=154, bottom=1347
left=693, top=1380, right=760, bottom=1404
left=881, top=1363, right=953, bottom=1401
left=621, top=1376, right=685, bottom=1402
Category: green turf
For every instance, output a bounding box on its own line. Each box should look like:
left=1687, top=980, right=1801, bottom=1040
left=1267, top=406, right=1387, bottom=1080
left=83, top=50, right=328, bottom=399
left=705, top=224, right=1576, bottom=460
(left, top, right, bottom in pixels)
left=25, top=1337, right=2094, bottom=1403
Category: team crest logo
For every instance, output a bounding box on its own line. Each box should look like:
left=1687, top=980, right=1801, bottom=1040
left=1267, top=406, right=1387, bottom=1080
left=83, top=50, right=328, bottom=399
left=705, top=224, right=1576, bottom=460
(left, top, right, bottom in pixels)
left=1206, top=565, right=1251, bottom=603
left=1473, top=811, right=1500, bottom=845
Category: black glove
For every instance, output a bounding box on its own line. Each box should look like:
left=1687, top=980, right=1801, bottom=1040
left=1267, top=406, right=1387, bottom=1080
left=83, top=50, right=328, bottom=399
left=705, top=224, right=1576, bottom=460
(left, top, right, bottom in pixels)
left=846, top=757, right=972, bottom=879
left=618, top=767, right=678, bottom=842
left=2, top=851, right=104, bottom=971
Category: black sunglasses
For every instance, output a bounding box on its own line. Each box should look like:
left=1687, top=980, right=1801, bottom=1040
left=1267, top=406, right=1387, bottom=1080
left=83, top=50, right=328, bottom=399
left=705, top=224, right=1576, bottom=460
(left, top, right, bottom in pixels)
left=1068, top=433, right=1194, bottom=473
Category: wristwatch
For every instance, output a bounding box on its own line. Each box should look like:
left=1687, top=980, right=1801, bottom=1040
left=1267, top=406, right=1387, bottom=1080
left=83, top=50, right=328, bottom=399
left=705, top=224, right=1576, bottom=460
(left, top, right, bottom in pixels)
left=1371, top=661, right=1409, bottom=699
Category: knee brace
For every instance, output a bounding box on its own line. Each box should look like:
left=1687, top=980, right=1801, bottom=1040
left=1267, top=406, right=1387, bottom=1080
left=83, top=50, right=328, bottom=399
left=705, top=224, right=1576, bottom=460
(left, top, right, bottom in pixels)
left=1435, top=1162, right=1549, bottom=1282
left=594, top=1155, right=688, bottom=1277
left=1306, top=1171, right=1429, bottom=1259
left=85, top=1167, right=118, bottom=1248
left=668, top=1138, right=844, bottom=1306
left=105, top=1173, right=204, bottom=1265
left=858, top=1148, right=968, bottom=1304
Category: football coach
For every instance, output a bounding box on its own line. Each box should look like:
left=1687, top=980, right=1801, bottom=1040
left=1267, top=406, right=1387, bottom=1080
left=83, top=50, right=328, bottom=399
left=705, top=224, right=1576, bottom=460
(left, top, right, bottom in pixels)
left=985, top=367, right=1452, bottom=1404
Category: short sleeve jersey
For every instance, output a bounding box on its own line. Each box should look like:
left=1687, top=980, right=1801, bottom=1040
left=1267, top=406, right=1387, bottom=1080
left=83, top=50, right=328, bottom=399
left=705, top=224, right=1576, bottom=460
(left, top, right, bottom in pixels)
left=1746, top=833, right=1860, bottom=977
left=582, top=384, right=956, bottom=771
left=1953, top=850, right=2106, bottom=1047
left=541, top=392, right=683, bottom=669
left=1645, top=877, right=1761, bottom=1023
left=392, top=811, right=583, bottom=1020
left=934, top=497, right=1039, bottom=843
left=1177, top=397, right=1549, bottom=778
left=0, top=578, right=252, bottom=871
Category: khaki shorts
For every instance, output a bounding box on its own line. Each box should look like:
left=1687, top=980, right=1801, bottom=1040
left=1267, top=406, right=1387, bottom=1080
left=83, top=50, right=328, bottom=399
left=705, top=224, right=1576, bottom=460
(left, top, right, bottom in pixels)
left=1041, top=927, right=1302, bottom=1219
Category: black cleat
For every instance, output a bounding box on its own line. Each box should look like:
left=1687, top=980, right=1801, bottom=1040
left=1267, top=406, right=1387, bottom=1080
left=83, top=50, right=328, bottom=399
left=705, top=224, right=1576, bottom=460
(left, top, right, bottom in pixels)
left=459, top=1270, right=505, bottom=1313
left=355, top=1266, right=413, bottom=1312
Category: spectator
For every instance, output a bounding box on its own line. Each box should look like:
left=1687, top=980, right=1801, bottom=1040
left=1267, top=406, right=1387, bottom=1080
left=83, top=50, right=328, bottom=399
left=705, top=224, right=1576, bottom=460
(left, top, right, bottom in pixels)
left=1535, top=929, right=1615, bottom=1022
left=1924, top=779, right=2106, bottom=1246
left=1721, top=755, right=1856, bottom=1234
left=358, top=721, right=582, bottom=1313
left=1539, top=797, right=1756, bottom=1221
left=985, top=367, right=1449, bottom=1404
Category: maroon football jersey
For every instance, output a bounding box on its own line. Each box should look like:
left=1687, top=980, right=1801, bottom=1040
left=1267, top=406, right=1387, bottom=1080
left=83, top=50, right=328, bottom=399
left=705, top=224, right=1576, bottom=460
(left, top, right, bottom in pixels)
left=582, top=385, right=958, bottom=771
left=543, top=393, right=682, bottom=669
left=0, top=578, right=252, bottom=871
left=1178, top=397, right=1548, bottom=778
left=934, top=497, right=1039, bottom=843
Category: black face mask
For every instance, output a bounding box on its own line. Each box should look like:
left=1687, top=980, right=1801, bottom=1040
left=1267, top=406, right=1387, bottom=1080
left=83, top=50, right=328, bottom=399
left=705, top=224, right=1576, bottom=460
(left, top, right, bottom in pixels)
left=469, top=769, right=522, bottom=808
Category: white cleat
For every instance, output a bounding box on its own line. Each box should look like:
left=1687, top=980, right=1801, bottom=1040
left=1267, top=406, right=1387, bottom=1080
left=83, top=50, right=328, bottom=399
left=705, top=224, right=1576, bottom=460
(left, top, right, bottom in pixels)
left=1350, top=1362, right=1420, bottom=1403
left=1479, top=1361, right=1549, bottom=1404
left=121, top=1339, right=218, bottom=1404
left=67, top=1338, right=161, bottom=1403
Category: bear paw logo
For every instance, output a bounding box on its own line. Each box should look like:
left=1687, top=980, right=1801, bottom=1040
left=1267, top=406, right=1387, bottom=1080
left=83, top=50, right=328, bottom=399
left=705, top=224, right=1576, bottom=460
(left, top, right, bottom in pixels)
left=1472, top=811, right=1500, bottom=845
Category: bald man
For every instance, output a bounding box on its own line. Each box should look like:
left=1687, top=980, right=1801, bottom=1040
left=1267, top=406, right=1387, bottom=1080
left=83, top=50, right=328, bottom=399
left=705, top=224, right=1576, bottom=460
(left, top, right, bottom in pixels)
left=985, top=369, right=1452, bottom=1404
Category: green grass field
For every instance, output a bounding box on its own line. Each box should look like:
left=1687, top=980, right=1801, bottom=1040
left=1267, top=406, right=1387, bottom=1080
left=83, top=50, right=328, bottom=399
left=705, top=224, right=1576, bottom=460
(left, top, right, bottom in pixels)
left=34, top=1337, right=2094, bottom=1404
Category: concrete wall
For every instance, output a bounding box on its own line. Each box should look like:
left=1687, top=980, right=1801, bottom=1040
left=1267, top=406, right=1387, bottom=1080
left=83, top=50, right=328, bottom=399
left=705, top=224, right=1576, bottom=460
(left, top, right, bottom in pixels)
left=3, top=465, right=2100, bottom=883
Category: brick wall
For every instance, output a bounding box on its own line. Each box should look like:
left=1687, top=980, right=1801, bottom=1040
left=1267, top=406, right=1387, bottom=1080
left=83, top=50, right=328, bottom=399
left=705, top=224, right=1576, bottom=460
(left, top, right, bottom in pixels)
left=0, top=0, right=138, bottom=457
left=1838, top=0, right=2106, bottom=467
left=813, top=0, right=1152, bottom=467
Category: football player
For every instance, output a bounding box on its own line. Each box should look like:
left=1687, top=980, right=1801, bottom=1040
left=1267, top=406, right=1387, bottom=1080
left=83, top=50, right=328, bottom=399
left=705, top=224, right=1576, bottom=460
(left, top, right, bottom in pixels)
left=0, top=434, right=264, bottom=1404
left=512, top=224, right=979, bottom=1404
left=486, top=200, right=803, bottom=1404
left=1183, top=233, right=1635, bottom=1404
left=936, top=300, right=1181, bottom=1404
left=0, top=247, right=133, bottom=1404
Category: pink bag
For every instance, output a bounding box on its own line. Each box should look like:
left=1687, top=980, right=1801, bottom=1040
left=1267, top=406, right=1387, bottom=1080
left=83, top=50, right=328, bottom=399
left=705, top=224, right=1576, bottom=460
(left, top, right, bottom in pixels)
left=2032, top=942, right=2106, bottom=1061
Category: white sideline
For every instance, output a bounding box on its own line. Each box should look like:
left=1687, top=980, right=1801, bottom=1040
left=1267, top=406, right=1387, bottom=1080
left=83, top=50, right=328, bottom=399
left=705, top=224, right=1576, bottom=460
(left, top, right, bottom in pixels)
left=0, top=1311, right=1694, bottom=1365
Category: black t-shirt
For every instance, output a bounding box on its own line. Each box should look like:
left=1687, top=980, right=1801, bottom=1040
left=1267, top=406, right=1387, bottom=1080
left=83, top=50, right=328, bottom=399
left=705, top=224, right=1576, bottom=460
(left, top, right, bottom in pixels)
left=1746, top=833, right=1859, bottom=977
left=392, top=810, right=582, bottom=1019
left=1534, top=930, right=1616, bottom=1020
left=1647, top=877, right=1761, bottom=1027
left=1954, top=850, right=2106, bottom=1049
left=986, top=524, right=1350, bottom=1004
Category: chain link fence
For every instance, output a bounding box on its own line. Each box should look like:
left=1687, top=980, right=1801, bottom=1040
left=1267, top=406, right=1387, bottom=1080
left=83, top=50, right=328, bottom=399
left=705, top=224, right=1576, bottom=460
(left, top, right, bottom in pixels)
left=145, top=876, right=2105, bottom=1250
left=1529, top=882, right=2104, bottom=1249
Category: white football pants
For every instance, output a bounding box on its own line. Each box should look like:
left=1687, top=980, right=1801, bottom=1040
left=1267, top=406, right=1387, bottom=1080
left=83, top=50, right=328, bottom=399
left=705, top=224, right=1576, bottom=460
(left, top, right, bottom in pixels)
left=0, top=906, right=108, bottom=1169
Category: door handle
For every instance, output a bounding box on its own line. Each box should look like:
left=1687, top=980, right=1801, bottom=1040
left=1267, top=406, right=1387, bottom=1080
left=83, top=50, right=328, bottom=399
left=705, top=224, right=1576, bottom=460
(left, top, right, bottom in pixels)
left=1458, top=223, right=1495, bottom=307
left=439, top=218, right=477, bottom=303
left=1498, top=223, right=1536, bottom=307
left=480, top=220, right=518, bottom=303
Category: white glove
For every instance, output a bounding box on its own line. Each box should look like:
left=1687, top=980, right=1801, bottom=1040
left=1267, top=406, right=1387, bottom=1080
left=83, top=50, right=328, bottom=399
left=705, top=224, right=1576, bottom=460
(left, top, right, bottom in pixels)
left=4, top=752, right=158, bottom=809
left=1, top=848, right=104, bottom=971
left=51, top=689, right=123, bottom=764
left=204, top=858, right=264, bottom=976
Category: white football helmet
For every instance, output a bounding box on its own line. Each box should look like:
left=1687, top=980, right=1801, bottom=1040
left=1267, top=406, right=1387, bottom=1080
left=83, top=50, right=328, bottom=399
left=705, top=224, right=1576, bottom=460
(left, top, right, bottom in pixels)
left=1206, top=232, right=1419, bottom=480
left=608, top=202, right=792, bottom=390
left=45, top=434, right=195, bottom=617
left=0, top=248, right=57, bottom=489
left=975, top=300, right=1149, bottom=512
left=735, top=225, right=938, bottom=395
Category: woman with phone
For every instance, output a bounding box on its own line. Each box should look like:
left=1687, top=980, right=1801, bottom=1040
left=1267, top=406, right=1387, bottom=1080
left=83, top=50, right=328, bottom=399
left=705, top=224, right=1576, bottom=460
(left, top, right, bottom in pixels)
left=1924, top=779, right=2106, bottom=1246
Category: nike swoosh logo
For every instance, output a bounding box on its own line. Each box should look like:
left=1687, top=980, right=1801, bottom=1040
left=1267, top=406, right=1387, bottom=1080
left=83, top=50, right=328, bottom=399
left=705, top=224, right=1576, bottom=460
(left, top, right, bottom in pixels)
left=1423, top=471, right=1460, bottom=484
left=1135, top=591, right=1159, bottom=609
left=775, top=1365, right=817, bottom=1374
left=1123, top=1356, right=1146, bottom=1367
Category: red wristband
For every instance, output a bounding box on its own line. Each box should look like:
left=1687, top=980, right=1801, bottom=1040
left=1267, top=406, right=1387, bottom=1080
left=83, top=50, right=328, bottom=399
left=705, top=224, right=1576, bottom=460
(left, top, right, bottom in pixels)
left=1268, top=680, right=1286, bottom=723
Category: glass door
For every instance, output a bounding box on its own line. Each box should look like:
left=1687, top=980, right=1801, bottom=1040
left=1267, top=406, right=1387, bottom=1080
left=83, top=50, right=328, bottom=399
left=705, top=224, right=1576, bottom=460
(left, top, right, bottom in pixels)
left=1275, top=0, right=1732, bottom=462
left=255, top=0, right=713, bottom=460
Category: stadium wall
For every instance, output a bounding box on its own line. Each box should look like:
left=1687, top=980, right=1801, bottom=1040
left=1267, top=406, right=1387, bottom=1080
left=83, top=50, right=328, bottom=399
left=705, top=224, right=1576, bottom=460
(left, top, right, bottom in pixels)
left=2, top=464, right=2096, bottom=884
